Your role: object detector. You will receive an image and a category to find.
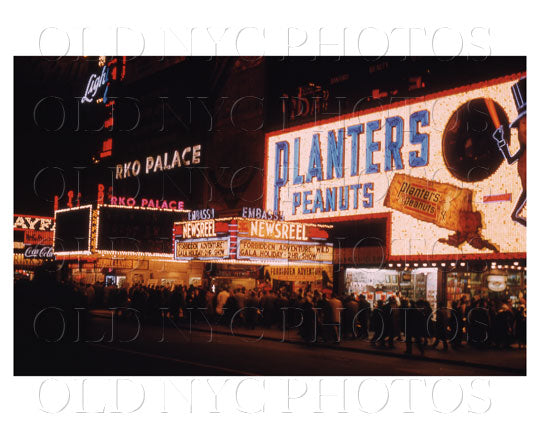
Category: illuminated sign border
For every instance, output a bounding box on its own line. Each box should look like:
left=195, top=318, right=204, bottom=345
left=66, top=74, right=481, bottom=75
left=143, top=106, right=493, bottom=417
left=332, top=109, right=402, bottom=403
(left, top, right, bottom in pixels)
left=263, top=72, right=526, bottom=262
left=53, top=205, right=93, bottom=256
left=172, top=217, right=333, bottom=264
left=94, top=204, right=185, bottom=258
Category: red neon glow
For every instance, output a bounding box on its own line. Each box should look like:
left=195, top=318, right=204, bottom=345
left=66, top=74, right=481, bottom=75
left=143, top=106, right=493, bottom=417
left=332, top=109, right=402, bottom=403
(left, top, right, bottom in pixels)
left=97, top=184, right=105, bottom=205
left=110, top=195, right=185, bottom=210
left=102, top=138, right=113, bottom=151
left=215, top=221, right=229, bottom=233
left=24, top=230, right=54, bottom=245
left=121, top=56, right=126, bottom=80
left=67, top=190, right=74, bottom=208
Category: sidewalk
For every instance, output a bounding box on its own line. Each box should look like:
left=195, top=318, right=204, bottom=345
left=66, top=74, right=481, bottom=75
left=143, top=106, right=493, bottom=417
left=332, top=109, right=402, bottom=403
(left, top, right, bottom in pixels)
left=90, top=310, right=526, bottom=374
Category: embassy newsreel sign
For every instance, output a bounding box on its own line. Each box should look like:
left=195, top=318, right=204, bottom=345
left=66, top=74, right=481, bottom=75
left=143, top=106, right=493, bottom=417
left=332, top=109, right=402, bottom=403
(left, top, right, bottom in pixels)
left=174, top=209, right=333, bottom=265
left=264, top=74, right=526, bottom=259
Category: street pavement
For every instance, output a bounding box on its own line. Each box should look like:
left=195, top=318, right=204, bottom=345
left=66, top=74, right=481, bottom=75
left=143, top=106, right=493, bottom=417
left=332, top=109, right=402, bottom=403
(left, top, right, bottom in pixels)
left=15, top=310, right=522, bottom=376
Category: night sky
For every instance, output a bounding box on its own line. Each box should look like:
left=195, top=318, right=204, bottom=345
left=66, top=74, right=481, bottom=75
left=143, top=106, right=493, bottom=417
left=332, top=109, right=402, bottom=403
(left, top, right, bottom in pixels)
left=14, top=57, right=103, bottom=216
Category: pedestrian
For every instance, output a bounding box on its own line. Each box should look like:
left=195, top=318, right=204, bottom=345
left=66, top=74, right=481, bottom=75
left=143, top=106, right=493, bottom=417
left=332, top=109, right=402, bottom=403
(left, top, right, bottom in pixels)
left=494, top=301, right=514, bottom=349
left=343, top=295, right=359, bottom=339
left=432, top=301, right=449, bottom=351
left=356, top=294, right=371, bottom=339
left=245, top=291, right=260, bottom=329
left=223, top=291, right=240, bottom=329
left=327, top=292, right=343, bottom=343
left=515, top=301, right=526, bottom=349
left=468, top=299, right=490, bottom=347
left=215, top=288, right=230, bottom=322
left=382, top=297, right=399, bottom=348
left=404, top=300, right=425, bottom=355
left=370, top=300, right=385, bottom=345
left=299, top=295, right=317, bottom=343
left=261, top=290, right=277, bottom=328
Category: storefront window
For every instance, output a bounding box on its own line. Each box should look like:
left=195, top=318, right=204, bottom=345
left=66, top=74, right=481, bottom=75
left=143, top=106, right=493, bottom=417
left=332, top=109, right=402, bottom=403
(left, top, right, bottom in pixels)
left=345, top=268, right=438, bottom=309
left=446, top=269, right=526, bottom=307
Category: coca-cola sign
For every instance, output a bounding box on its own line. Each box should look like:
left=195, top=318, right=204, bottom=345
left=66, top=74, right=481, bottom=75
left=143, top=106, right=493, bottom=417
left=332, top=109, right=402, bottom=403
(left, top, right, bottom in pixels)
left=24, top=246, right=54, bottom=259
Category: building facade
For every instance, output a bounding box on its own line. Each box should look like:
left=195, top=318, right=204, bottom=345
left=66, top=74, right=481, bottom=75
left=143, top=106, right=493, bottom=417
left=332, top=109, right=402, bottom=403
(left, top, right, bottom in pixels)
left=44, top=56, right=525, bottom=305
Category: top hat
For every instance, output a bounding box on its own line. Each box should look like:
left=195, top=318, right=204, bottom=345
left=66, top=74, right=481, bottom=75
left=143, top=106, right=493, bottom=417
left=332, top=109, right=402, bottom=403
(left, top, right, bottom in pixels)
left=510, top=77, right=526, bottom=128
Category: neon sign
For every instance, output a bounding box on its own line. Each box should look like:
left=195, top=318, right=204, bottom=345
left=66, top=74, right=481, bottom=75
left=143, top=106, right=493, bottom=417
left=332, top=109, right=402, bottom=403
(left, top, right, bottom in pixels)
left=13, top=215, right=54, bottom=231
left=182, top=220, right=217, bottom=239
left=241, top=207, right=283, bottom=220
left=81, top=65, right=109, bottom=104
left=115, top=145, right=202, bottom=180
left=24, top=230, right=54, bottom=245
left=109, top=196, right=184, bottom=210
left=24, top=245, right=54, bottom=259
left=188, top=209, right=215, bottom=221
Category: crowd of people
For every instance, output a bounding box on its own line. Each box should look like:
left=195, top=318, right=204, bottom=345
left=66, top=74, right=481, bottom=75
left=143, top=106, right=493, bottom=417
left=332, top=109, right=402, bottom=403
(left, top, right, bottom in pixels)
left=74, top=281, right=526, bottom=353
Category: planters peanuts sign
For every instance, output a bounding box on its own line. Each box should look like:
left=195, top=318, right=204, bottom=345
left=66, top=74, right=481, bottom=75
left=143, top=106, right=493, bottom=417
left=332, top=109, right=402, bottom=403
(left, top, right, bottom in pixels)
left=264, top=74, right=526, bottom=258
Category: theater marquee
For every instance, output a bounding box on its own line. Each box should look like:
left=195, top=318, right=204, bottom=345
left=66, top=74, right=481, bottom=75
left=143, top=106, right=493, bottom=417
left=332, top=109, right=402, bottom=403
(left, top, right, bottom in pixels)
left=175, top=238, right=230, bottom=260
left=264, top=74, right=526, bottom=258
left=173, top=214, right=332, bottom=265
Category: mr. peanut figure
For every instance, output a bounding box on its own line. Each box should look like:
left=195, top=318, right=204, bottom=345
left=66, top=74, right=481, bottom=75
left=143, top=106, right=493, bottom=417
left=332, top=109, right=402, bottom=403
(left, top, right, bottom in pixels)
left=492, top=77, right=526, bottom=226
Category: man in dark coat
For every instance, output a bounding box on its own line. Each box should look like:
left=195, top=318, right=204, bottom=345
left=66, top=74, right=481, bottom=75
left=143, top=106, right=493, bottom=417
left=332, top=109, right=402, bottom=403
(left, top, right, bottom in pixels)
left=343, top=295, right=359, bottom=339
left=370, top=300, right=385, bottom=345
left=356, top=294, right=371, bottom=339
left=404, top=300, right=425, bottom=355
left=382, top=297, right=399, bottom=348
left=432, top=301, right=449, bottom=351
